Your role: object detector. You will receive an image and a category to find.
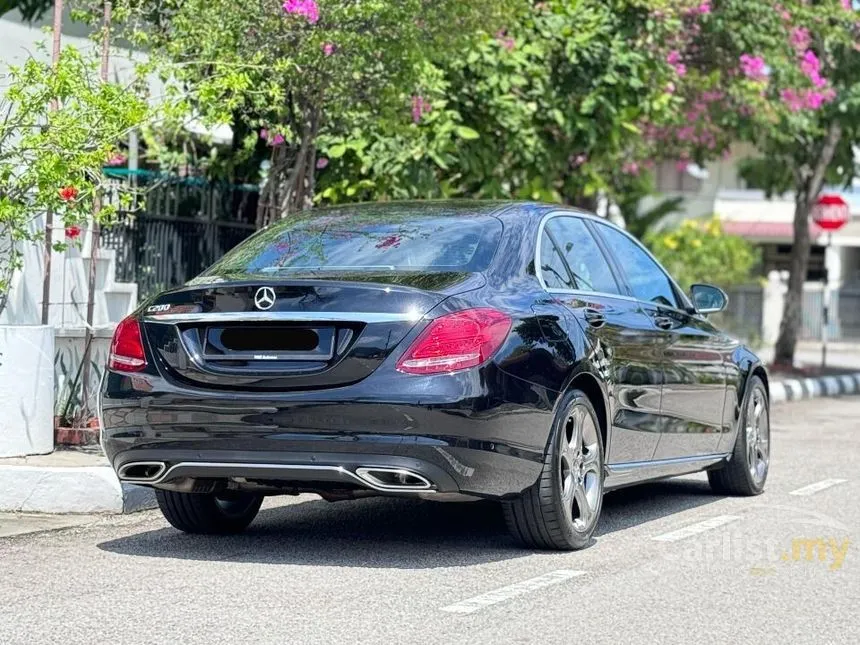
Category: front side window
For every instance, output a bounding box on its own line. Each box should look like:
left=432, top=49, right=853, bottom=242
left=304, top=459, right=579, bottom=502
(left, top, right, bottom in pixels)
left=542, top=217, right=621, bottom=295
left=596, top=224, right=679, bottom=308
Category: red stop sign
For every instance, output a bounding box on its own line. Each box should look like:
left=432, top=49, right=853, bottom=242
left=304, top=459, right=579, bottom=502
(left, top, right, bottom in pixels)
left=811, top=194, right=850, bottom=231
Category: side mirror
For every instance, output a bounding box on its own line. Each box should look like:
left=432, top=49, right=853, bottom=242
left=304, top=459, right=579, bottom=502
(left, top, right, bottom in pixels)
left=690, top=284, right=728, bottom=314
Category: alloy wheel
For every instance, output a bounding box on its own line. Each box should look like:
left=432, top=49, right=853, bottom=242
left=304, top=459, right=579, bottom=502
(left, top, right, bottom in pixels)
left=745, top=386, right=770, bottom=486
left=559, top=405, right=602, bottom=531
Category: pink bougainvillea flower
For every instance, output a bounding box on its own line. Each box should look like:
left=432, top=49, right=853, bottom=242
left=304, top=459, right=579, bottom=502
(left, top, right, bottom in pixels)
left=322, top=42, right=335, bottom=56
left=260, top=128, right=285, bottom=146
left=780, top=89, right=805, bottom=112
left=411, top=95, right=429, bottom=124
left=106, top=153, right=127, bottom=166
left=697, top=1, right=711, bottom=15
left=739, top=54, right=767, bottom=81
left=622, top=161, right=640, bottom=176
left=804, top=91, right=824, bottom=110
left=674, top=63, right=687, bottom=77
left=316, top=157, right=329, bottom=169
left=800, top=50, right=820, bottom=77
left=665, top=81, right=676, bottom=94
left=842, top=0, right=852, bottom=10
left=65, top=225, right=82, bottom=240
left=790, top=27, right=811, bottom=52
left=666, top=50, right=681, bottom=65
left=59, top=186, right=79, bottom=202
left=283, top=0, right=319, bottom=24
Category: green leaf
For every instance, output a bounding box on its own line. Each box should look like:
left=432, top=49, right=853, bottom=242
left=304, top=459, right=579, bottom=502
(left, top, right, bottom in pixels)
left=328, top=144, right=348, bottom=159
left=455, top=126, right=480, bottom=140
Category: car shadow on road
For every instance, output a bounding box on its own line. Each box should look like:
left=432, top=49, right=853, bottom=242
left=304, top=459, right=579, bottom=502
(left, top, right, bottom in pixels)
left=97, top=476, right=724, bottom=568
left=597, top=475, right=724, bottom=537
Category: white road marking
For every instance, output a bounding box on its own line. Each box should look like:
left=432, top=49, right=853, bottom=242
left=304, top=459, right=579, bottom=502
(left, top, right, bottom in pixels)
left=440, top=569, right=586, bottom=614
left=789, top=478, right=848, bottom=497
left=651, top=515, right=741, bottom=542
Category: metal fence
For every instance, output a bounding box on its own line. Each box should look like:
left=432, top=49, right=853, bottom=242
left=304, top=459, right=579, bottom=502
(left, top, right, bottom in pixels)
left=802, top=287, right=860, bottom=341
left=100, top=172, right=258, bottom=299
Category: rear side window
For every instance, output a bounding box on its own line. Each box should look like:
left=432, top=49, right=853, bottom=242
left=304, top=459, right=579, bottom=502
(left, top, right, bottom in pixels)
left=541, top=217, right=621, bottom=295
left=203, top=211, right=502, bottom=276
left=596, top=224, right=679, bottom=308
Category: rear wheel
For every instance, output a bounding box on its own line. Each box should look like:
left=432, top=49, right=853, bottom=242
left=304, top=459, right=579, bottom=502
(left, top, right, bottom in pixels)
left=708, top=375, right=769, bottom=496
left=504, top=390, right=604, bottom=550
left=155, top=489, right=263, bottom=534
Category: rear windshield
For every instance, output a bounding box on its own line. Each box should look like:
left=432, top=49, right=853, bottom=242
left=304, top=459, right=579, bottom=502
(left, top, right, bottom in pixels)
left=202, top=211, right=502, bottom=276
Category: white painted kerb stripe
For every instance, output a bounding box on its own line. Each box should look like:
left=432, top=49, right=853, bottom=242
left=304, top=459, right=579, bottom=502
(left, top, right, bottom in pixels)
left=789, top=478, right=847, bottom=497
left=440, top=570, right=586, bottom=614
left=652, top=515, right=741, bottom=542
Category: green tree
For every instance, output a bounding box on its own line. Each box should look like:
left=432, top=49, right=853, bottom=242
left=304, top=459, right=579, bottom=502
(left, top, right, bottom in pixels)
left=651, top=0, right=859, bottom=364
left=0, top=45, right=149, bottom=315
left=91, top=0, right=518, bottom=226
left=646, top=217, right=759, bottom=290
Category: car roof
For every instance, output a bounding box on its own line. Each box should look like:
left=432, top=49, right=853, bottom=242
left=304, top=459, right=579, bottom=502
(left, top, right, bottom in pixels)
left=303, top=199, right=611, bottom=226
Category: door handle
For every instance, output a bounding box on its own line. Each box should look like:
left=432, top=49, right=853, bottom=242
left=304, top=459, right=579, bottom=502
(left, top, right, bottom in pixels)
left=654, top=316, right=673, bottom=330
left=584, top=308, right=606, bottom=328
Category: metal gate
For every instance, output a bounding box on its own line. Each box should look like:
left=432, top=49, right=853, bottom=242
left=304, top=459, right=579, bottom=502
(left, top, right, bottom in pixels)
left=100, top=172, right=258, bottom=299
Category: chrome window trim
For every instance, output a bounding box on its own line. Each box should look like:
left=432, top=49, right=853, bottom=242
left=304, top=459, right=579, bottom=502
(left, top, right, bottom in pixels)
left=534, top=211, right=701, bottom=318
left=144, top=311, right=425, bottom=324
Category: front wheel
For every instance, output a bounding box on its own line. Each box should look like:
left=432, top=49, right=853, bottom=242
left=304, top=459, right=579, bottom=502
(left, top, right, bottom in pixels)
left=708, top=375, right=770, bottom=496
left=156, top=489, right=264, bottom=534
left=504, top=390, right=604, bottom=550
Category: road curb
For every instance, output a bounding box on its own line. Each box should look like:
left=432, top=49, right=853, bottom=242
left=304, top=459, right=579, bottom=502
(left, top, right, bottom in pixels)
left=771, top=372, right=860, bottom=404
left=0, top=465, right=156, bottom=515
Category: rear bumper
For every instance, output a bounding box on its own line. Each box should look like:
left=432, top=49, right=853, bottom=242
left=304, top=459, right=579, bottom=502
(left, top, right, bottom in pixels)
left=100, top=370, right=555, bottom=499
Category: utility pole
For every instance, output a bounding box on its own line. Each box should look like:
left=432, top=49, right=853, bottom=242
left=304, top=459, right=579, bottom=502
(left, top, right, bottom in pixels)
left=40, top=0, right=64, bottom=325
left=79, top=2, right=112, bottom=425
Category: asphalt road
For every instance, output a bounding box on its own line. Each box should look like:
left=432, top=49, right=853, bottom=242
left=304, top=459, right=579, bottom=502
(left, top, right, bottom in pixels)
left=1, top=397, right=858, bottom=645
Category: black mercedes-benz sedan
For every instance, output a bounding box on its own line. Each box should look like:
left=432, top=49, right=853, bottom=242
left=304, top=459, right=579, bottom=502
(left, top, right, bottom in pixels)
left=100, top=201, right=770, bottom=550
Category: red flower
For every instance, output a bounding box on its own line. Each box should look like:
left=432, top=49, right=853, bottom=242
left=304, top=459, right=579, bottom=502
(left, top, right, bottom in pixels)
left=65, top=225, right=82, bottom=240
left=59, top=186, right=79, bottom=202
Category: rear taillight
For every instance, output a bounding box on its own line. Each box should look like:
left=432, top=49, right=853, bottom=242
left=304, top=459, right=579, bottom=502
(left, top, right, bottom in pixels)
left=396, top=308, right=512, bottom=375
left=108, top=316, right=147, bottom=372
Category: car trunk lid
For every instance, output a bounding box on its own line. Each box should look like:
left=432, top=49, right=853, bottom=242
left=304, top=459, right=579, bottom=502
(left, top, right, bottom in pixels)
left=141, top=273, right=483, bottom=391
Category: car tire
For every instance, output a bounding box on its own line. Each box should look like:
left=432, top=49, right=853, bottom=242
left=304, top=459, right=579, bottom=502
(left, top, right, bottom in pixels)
left=503, top=389, right=605, bottom=550
left=708, top=375, right=770, bottom=496
left=155, top=489, right=264, bottom=534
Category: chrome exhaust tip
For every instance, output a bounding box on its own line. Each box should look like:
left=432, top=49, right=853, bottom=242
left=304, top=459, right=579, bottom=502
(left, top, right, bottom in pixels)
left=117, top=461, right=167, bottom=482
left=355, top=467, right=433, bottom=491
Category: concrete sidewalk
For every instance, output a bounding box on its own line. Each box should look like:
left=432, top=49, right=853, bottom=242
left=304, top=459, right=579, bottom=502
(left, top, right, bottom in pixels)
left=0, top=449, right=155, bottom=515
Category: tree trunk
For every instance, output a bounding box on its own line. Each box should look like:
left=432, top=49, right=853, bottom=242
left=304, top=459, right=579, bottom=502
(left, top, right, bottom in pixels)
left=773, top=194, right=811, bottom=365
left=773, top=120, right=842, bottom=365
left=255, top=107, right=320, bottom=228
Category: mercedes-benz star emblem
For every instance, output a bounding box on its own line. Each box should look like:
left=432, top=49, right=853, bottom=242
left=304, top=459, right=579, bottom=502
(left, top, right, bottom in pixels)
left=254, top=286, right=276, bottom=311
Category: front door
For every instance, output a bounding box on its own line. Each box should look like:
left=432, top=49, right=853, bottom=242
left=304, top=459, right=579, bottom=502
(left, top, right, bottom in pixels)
left=592, top=222, right=728, bottom=459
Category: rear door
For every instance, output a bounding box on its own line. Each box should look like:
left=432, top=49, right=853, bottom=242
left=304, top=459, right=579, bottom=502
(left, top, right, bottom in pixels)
left=537, top=215, right=664, bottom=465
left=593, top=222, right=728, bottom=459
